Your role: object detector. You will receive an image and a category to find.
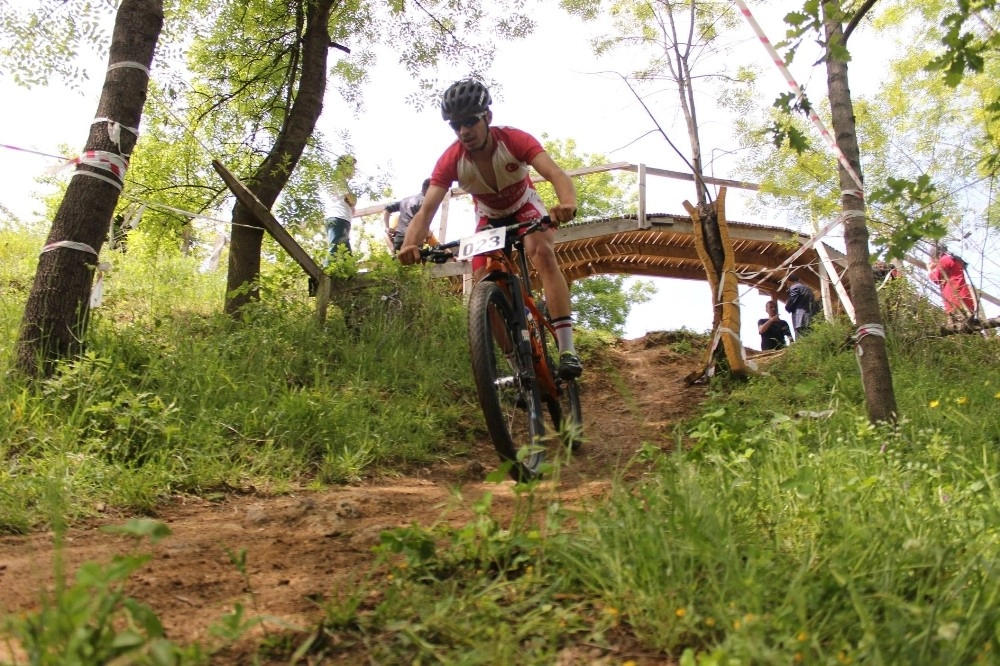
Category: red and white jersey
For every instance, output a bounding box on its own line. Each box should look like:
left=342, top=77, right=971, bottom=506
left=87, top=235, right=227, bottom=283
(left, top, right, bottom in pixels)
left=430, top=126, right=546, bottom=219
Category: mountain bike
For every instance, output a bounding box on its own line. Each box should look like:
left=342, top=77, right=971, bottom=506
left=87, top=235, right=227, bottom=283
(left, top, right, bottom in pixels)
left=422, top=216, right=583, bottom=482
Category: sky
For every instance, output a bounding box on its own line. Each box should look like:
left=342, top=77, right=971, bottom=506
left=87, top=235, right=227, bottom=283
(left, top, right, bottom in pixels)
left=1, top=2, right=996, bottom=345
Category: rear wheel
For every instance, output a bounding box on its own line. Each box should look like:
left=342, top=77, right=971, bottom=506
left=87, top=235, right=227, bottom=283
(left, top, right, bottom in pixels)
left=468, top=281, right=546, bottom=482
left=541, top=328, right=583, bottom=452
left=546, top=377, right=583, bottom=452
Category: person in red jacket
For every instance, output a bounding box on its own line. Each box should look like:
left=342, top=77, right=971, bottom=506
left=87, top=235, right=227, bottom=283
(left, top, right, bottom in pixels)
left=928, top=243, right=976, bottom=323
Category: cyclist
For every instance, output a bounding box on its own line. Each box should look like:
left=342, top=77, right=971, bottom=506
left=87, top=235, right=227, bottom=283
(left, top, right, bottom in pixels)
left=397, top=79, right=582, bottom=379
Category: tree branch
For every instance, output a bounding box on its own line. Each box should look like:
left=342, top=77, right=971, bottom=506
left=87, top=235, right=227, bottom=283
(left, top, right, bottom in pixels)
left=843, top=0, right=879, bottom=43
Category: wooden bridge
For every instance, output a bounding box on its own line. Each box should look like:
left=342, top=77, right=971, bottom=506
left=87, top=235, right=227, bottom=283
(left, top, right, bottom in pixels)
left=556, top=213, right=841, bottom=297
left=400, top=161, right=849, bottom=308
left=426, top=210, right=846, bottom=307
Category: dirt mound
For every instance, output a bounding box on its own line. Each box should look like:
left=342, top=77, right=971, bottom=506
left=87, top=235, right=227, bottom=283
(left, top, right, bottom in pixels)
left=0, top=332, right=710, bottom=660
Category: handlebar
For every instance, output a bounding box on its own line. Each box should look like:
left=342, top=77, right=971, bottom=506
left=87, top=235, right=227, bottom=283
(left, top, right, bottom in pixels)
left=418, top=215, right=555, bottom=264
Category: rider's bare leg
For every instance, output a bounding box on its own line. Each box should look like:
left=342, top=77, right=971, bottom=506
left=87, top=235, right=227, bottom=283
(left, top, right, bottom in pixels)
left=524, top=229, right=575, bottom=355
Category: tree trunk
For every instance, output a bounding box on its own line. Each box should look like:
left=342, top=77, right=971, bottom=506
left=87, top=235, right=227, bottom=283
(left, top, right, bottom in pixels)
left=14, top=0, right=163, bottom=377
left=700, top=206, right=725, bottom=329
left=823, top=3, right=898, bottom=422
left=224, top=0, right=335, bottom=316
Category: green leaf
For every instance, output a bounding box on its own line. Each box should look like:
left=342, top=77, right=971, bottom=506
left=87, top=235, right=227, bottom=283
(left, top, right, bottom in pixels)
left=780, top=467, right=817, bottom=497
left=100, top=519, right=172, bottom=544
left=149, top=638, right=180, bottom=666
left=123, top=597, right=166, bottom=637
left=110, top=628, right=145, bottom=649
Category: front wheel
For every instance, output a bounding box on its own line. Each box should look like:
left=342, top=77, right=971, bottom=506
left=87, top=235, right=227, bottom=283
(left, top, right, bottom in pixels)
left=468, top=281, right=546, bottom=482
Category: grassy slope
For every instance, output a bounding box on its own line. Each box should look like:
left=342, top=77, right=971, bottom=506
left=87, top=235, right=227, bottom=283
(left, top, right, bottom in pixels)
left=313, top=285, right=1000, bottom=665
left=3, top=228, right=1000, bottom=664
left=0, top=228, right=478, bottom=531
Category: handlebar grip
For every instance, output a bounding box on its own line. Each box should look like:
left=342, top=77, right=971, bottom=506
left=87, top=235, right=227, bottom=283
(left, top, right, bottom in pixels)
left=430, top=249, right=453, bottom=264
left=418, top=245, right=455, bottom=264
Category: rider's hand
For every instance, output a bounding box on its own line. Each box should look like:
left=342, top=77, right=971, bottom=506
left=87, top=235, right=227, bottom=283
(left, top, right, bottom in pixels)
left=548, top=203, right=577, bottom=226
left=397, top=244, right=421, bottom=266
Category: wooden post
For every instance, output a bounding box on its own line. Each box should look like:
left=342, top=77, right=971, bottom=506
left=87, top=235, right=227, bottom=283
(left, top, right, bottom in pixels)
left=816, top=240, right=855, bottom=323
left=463, top=272, right=473, bottom=303
left=818, top=260, right=833, bottom=320
left=439, top=189, right=452, bottom=241
left=314, top=275, right=332, bottom=325
left=211, top=159, right=331, bottom=322
left=637, top=163, right=649, bottom=229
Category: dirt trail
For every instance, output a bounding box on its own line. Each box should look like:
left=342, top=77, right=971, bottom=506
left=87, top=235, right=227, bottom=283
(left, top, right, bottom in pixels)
left=0, top=333, right=712, bottom=660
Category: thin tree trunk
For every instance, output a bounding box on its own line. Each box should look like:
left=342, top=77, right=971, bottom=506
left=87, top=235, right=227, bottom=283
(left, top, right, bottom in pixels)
left=14, top=0, right=163, bottom=377
left=224, top=0, right=335, bottom=315
left=662, top=0, right=724, bottom=353
left=823, top=2, right=898, bottom=422
left=700, top=207, right=725, bottom=329
left=664, top=0, right=708, bottom=209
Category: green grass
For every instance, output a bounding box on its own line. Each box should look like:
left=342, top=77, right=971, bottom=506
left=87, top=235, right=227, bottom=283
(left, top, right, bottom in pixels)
left=309, top=296, right=1000, bottom=664
left=0, top=228, right=479, bottom=532
left=4, top=223, right=1000, bottom=664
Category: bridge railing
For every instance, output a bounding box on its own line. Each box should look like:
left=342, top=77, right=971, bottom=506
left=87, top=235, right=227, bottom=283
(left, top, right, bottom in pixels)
left=352, top=161, right=761, bottom=240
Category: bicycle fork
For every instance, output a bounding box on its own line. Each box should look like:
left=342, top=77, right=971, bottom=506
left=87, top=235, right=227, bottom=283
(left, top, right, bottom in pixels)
left=495, top=277, right=543, bottom=424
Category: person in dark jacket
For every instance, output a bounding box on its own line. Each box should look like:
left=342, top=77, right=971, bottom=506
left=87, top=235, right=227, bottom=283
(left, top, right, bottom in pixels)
left=784, top=273, right=816, bottom=337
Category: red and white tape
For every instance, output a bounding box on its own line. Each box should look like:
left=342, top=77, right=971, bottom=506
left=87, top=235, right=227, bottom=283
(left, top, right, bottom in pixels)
left=732, top=0, right=865, bottom=195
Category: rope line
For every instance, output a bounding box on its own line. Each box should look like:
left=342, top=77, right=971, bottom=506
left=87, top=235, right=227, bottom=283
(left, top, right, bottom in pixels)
left=732, top=0, right=865, bottom=195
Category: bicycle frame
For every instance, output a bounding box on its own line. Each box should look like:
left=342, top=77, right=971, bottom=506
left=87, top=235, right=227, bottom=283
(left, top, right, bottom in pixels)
left=476, top=223, right=560, bottom=402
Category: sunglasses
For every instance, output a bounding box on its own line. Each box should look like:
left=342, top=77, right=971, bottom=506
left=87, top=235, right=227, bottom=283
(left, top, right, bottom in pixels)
left=448, top=113, right=486, bottom=131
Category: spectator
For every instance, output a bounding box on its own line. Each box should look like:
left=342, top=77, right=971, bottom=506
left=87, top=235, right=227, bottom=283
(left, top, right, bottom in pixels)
left=873, top=260, right=899, bottom=285
left=758, top=300, right=792, bottom=350
left=385, top=209, right=440, bottom=255
left=325, top=155, right=357, bottom=262
left=383, top=178, right=431, bottom=255
left=928, top=243, right=976, bottom=323
left=384, top=211, right=400, bottom=252
left=784, top=273, right=817, bottom=337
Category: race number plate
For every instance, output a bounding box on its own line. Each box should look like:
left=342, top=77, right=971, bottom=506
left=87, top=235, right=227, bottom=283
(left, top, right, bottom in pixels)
left=457, top=226, right=506, bottom=262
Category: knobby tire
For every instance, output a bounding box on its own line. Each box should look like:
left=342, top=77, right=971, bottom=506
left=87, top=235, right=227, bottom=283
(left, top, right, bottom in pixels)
left=468, top=281, right=546, bottom=482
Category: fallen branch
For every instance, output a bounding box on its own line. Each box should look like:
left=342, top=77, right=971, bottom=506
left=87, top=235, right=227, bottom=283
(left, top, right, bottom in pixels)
left=939, top=316, right=1000, bottom=336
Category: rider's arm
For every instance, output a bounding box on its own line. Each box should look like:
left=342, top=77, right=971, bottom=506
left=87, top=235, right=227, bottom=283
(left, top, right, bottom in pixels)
left=397, top=184, right=449, bottom=265
left=530, top=152, right=577, bottom=224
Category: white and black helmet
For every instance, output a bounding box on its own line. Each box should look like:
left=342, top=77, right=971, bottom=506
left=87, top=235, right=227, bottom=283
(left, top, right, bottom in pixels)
left=440, top=79, right=492, bottom=121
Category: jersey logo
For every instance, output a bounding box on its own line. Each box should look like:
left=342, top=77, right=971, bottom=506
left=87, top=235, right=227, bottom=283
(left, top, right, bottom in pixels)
left=505, top=162, right=519, bottom=173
